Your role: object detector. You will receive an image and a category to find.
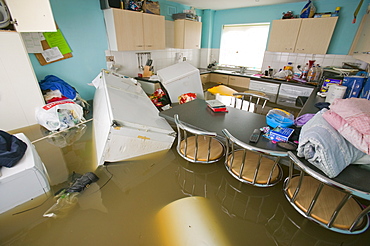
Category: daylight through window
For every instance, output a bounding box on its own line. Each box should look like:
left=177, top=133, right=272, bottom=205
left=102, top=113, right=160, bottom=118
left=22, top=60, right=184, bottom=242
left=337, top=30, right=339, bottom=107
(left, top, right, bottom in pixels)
left=219, top=23, right=270, bottom=71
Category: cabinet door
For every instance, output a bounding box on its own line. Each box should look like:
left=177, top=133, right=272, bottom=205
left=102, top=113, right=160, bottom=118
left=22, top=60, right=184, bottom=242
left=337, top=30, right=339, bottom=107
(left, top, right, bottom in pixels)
left=228, top=76, right=250, bottom=88
left=200, top=74, right=210, bottom=84
left=210, top=73, right=229, bottom=84
left=295, top=17, right=338, bottom=54
left=143, top=13, right=165, bottom=50
left=6, top=0, right=56, bottom=32
left=249, top=80, right=280, bottom=94
left=0, top=31, right=45, bottom=131
left=184, top=20, right=202, bottom=49
left=351, top=13, right=370, bottom=63
left=113, top=9, right=144, bottom=51
left=175, top=20, right=202, bottom=49
left=267, top=19, right=301, bottom=53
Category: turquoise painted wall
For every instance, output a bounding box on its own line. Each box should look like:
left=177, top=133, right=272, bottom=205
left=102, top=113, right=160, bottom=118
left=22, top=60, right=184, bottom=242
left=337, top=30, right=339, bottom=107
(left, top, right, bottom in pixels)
left=29, top=0, right=193, bottom=100
left=201, top=9, right=215, bottom=48
left=158, top=0, right=194, bottom=20
left=28, top=0, right=368, bottom=100
left=206, top=0, right=370, bottom=54
left=29, top=0, right=108, bottom=101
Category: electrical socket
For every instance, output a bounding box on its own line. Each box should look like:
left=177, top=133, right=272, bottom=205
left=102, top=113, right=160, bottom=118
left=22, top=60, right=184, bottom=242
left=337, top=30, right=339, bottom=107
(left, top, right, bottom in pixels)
left=106, top=56, right=115, bottom=62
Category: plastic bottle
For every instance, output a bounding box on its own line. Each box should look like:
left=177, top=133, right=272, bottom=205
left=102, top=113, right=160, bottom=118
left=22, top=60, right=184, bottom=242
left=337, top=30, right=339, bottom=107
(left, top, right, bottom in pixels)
left=332, top=7, right=340, bottom=17
left=300, top=63, right=309, bottom=80
left=307, top=65, right=316, bottom=82
left=284, top=62, right=293, bottom=71
left=314, top=64, right=323, bottom=82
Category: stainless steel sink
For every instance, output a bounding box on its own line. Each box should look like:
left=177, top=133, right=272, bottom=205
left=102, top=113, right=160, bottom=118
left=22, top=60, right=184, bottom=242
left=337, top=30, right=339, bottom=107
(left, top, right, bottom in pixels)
left=213, top=69, right=257, bottom=77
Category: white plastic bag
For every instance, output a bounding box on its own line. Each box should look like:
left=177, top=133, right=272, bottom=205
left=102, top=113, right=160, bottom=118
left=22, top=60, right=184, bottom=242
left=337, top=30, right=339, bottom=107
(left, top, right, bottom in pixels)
left=36, top=100, right=84, bottom=131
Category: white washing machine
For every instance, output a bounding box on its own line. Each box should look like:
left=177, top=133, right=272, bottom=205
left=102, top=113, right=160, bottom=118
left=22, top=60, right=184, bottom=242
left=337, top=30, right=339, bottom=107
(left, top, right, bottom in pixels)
left=0, top=133, right=50, bottom=214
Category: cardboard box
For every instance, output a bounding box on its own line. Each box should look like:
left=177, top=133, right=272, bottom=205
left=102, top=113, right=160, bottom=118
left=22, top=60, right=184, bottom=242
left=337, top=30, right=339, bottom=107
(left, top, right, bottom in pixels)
left=269, top=127, right=294, bottom=142
left=343, top=76, right=366, bottom=98
left=143, top=1, right=160, bottom=15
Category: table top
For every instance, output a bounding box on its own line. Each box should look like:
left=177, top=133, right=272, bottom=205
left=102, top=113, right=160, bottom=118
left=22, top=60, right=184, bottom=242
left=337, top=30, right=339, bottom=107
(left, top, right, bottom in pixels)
left=159, top=98, right=370, bottom=199
left=159, top=99, right=287, bottom=154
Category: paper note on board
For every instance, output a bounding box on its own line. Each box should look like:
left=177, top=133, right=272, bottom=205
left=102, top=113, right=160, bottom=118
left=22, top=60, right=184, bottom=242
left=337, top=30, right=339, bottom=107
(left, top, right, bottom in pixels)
left=41, top=47, right=64, bottom=63
left=43, top=29, right=72, bottom=55
left=21, top=33, right=44, bottom=53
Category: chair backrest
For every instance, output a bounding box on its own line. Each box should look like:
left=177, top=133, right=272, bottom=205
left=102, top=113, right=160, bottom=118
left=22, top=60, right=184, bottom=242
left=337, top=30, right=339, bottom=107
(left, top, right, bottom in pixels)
left=174, top=114, right=225, bottom=164
left=284, top=151, right=370, bottom=234
left=232, top=92, right=269, bottom=114
left=222, top=129, right=286, bottom=187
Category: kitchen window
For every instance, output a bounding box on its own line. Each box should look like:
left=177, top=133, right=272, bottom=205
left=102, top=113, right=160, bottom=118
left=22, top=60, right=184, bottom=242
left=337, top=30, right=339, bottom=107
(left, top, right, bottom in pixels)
left=219, top=23, right=270, bottom=71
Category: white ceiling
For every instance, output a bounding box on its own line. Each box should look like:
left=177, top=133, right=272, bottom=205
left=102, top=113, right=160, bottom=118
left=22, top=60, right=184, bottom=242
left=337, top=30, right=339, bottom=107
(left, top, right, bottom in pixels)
left=168, top=0, right=306, bottom=10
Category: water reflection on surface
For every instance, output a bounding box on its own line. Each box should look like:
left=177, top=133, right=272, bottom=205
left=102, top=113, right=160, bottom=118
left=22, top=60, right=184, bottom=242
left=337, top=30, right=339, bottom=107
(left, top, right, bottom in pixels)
left=1, top=121, right=370, bottom=245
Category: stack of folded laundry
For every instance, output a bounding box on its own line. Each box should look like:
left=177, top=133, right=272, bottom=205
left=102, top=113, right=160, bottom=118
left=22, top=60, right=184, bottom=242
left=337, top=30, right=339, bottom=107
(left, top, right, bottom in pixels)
left=297, top=98, right=370, bottom=178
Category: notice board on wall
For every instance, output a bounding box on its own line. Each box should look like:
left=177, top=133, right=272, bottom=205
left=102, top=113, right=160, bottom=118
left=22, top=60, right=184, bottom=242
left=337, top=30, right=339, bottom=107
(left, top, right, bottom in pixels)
left=35, top=26, right=73, bottom=66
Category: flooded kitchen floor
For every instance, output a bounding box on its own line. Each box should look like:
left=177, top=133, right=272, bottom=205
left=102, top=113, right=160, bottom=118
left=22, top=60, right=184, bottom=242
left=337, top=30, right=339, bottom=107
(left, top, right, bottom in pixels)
left=1, top=120, right=370, bottom=246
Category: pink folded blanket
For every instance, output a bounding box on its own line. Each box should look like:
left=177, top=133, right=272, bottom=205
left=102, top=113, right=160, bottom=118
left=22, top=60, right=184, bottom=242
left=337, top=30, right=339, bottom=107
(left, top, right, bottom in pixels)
left=322, top=98, right=370, bottom=154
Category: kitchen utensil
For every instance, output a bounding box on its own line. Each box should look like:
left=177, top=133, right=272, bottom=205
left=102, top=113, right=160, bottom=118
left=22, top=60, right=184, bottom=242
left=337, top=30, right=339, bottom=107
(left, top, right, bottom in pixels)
left=137, top=54, right=141, bottom=69
left=147, top=59, right=153, bottom=66
left=140, top=54, right=144, bottom=71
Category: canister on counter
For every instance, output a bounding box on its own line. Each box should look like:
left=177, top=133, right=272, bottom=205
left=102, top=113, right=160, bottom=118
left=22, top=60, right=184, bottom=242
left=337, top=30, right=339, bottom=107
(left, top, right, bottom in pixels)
left=325, top=84, right=346, bottom=103
left=320, top=78, right=342, bottom=93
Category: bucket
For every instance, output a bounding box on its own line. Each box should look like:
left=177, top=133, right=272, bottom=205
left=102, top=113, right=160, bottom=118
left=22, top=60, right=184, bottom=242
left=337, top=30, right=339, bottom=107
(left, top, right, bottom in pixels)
left=325, top=84, right=346, bottom=103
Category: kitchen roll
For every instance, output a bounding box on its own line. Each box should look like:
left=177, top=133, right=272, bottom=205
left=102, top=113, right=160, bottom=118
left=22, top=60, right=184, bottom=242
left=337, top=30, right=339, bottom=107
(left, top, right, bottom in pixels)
left=325, top=84, right=346, bottom=103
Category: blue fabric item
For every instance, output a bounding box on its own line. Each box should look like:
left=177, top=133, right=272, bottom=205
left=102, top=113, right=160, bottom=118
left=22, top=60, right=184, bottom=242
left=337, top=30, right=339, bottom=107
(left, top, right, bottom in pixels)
left=39, top=75, right=77, bottom=100
left=297, top=109, right=365, bottom=178
left=314, top=102, right=330, bottom=110
left=0, top=131, right=27, bottom=168
left=266, top=113, right=294, bottom=128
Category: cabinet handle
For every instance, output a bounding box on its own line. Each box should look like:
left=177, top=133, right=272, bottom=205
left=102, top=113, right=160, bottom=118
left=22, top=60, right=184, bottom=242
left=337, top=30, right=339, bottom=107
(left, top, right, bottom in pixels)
left=363, top=51, right=370, bottom=54
left=137, top=45, right=144, bottom=47
left=146, top=45, right=153, bottom=47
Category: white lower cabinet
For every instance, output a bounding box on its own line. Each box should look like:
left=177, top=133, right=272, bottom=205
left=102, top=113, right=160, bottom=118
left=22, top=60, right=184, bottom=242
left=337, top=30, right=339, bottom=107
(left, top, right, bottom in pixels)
left=278, top=84, right=314, bottom=98
left=249, top=80, right=280, bottom=94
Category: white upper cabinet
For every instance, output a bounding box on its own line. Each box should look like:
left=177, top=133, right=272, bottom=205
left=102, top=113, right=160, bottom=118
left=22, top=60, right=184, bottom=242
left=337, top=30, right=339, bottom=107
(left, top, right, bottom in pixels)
left=174, top=19, right=202, bottom=49
left=104, top=8, right=165, bottom=51
left=5, top=0, right=56, bottom=32
left=350, top=13, right=370, bottom=63
left=267, top=17, right=338, bottom=54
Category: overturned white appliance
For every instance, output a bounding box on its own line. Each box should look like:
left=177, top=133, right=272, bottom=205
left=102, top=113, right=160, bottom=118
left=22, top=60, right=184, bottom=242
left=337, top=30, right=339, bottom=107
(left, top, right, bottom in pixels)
left=157, top=62, right=204, bottom=103
left=93, top=70, right=176, bottom=166
left=0, top=133, right=50, bottom=214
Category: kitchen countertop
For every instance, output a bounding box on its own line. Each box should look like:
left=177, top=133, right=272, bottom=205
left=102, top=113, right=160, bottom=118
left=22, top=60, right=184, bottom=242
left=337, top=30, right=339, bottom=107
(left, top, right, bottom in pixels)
left=200, top=68, right=317, bottom=89
left=135, top=69, right=324, bottom=115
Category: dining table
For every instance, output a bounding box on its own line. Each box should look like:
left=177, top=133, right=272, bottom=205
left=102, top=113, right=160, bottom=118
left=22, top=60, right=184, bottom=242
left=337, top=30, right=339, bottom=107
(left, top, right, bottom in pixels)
left=158, top=98, right=370, bottom=201
left=158, top=98, right=288, bottom=155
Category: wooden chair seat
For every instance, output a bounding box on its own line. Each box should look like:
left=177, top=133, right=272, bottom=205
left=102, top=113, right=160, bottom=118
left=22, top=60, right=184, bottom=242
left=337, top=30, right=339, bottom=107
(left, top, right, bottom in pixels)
left=222, top=129, right=285, bottom=187
left=226, top=150, right=280, bottom=184
left=175, top=114, right=225, bottom=164
left=285, top=175, right=365, bottom=230
left=180, top=136, right=224, bottom=162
